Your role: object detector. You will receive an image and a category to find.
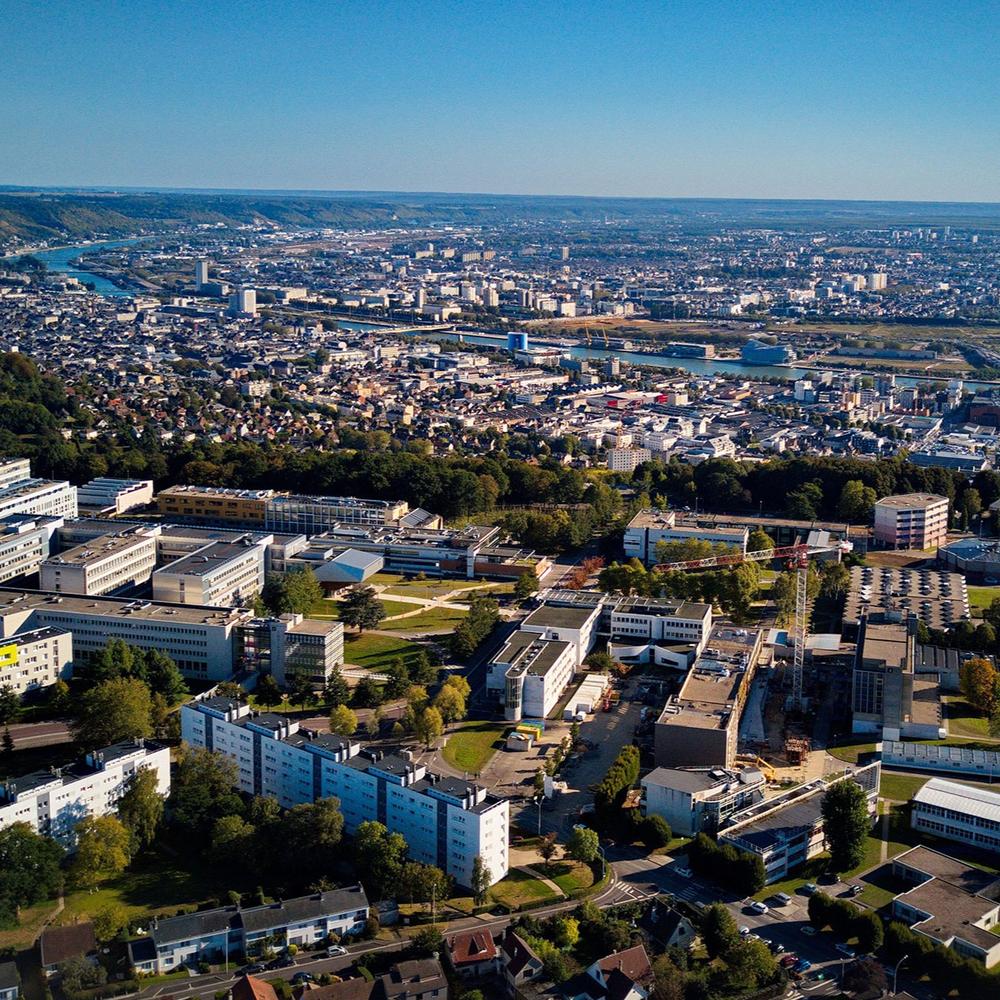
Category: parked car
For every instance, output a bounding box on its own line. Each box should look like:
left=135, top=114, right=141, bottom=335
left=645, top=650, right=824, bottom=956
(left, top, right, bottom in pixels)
left=292, top=973, right=315, bottom=985
left=793, top=959, right=813, bottom=973
left=768, top=941, right=785, bottom=955
left=802, top=882, right=818, bottom=896
left=748, top=901, right=769, bottom=915
left=772, top=892, right=792, bottom=906
left=847, top=884, right=864, bottom=896
left=268, top=955, right=295, bottom=970
left=779, top=954, right=799, bottom=968
left=674, top=865, right=692, bottom=878
left=326, top=945, right=348, bottom=957
left=835, top=943, right=856, bottom=958
left=800, top=926, right=817, bottom=937
left=243, top=963, right=267, bottom=974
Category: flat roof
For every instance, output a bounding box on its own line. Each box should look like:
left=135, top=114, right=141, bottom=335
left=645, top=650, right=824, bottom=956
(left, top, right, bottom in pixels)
left=156, top=540, right=261, bottom=577
left=523, top=604, right=598, bottom=630
left=875, top=493, right=949, bottom=509
left=914, top=777, right=1000, bottom=824
left=846, top=566, right=968, bottom=630
left=45, top=528, right=154, bottom=567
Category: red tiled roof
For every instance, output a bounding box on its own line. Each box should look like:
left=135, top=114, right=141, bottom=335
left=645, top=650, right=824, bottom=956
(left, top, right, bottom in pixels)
left=448, top=930, right=497, bottom=965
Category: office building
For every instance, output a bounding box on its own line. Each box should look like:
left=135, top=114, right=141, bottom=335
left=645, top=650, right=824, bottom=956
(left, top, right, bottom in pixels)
left=264, top=495, right=418, bottom=535
left=0, top=515, right=61, bottom=583
left=939, top=537, right=1000, bottom=581
left=156, top=485, right=275, bottom=527
left=0, top=478, right=77, bottom=520
left=719, top=763, right=879, bottom=883
left=0, top=739, right=170, bottom=847
left=195, top=259, right=209, bottom=289
left=844, top=565, right=968, bottom=632
left=851, top=615, right=945, bottom=740
left=654, top=625, right=764, bottom=767
left=641, top=766, right=766, bottom=836
left=0, top=626, right=72, bottom=698
left=911, top=778, right=1000, bottom=853
left=624, top=510, right=748, bottom=565
left=741, top=339, right=796, bottom=365
left=0, top=459, right=31, bottom=491
left=519, top=603, right=600, bottom=666
left=39, top=526, right=159, bottom=596
left=240, top=615, right=344, bottom=688
left=151, top=537, right=266, bottom=607
left=76, top=478, right=154, bottom=516
left=128, top=885, right=369, bottom=975
left=882, top=740, right=1000, bottom=782
left=874, top=493, right=949, bottom=550
left=487, top=632, right=577, bottom=722
left=891, top=847, right=1000, bottom=968
left=181, top=697, right=509, bottom=888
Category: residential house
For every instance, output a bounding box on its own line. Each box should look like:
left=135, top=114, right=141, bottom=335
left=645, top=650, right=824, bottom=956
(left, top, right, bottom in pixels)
left=501, top=932, right=544, bottom=995
left=39, top=923, right=98, bottom=978
left=446, top=929, right=500, bottom=979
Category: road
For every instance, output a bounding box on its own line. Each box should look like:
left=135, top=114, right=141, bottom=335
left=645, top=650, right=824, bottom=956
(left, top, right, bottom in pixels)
left=6, top=720, right=71, bottom=749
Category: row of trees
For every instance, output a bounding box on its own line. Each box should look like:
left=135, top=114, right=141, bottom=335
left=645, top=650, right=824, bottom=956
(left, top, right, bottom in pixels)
left=686, top=833, right=766, bottom=896
left=593, top=745, right=640, bottom=815
left=884, top=918, right=1000, bottom=996
left=450, top=595, right=500, bottom=659
left=807, top=891, right=883, bottom=953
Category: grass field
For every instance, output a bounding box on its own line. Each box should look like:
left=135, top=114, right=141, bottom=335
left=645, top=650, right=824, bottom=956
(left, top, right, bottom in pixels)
left=827, top=739, right=878, bottom=765
left=489, top=868, right=561, bottom=909
left=343, top=632, right=425, bottom=671
left=371, top=573, right=463, bottom=600
left=944, top=695, right=991, bottom=739
left=533, top=860, right=596, bottom=895
left=968, top=585, right=1000, bottom=616
left=442, top=721, right=506, bottom=773
left=383, top=606, right=468, bottom=631
left=880, top=772, right=928, bottom=802
left=309, top=597, right=416, bottom=621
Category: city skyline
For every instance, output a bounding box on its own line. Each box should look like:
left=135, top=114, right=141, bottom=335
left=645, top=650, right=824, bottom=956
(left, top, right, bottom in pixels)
left=3, top=0, right=999, bottom=202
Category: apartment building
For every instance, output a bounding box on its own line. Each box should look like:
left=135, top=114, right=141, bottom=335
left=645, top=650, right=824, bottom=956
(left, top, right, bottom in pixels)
left=181, top=698, right=509, bottom=888
left=873, top=493, right=949, bottom=550
left=0, top=458, right=32, bottom=491
left=654, top=625, right=764, bottom=767
left=641, top=766, right=766, bottom=837
left=486, top=631, right=577, bottom=722
left=624, top=509, right=748, bottom=565
left=155, top=485, right=275, bottom=527
left=39, top=526, right=159, bottom=596
left=151, top=538, right=266, bottom=607
left=891, top=847, right=1000, bottom=968
left=0, top=514, right=61, bottom=583
left=911, top=778, right=1000, bottom=853
left=0, top=626, right=72, bottom=698
left=0, top=478, right=77, bottom=520
left=76, top=478, right=154, bottom=516
left=719, top=763, right=880, bottom=883
left=128, top=885, right=369, bottom=974
left=0, top=739, right=170, bottom=846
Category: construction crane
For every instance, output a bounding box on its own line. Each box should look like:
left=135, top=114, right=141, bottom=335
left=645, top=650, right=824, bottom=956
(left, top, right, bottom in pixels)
left=654, top=537, right=852, bottom=711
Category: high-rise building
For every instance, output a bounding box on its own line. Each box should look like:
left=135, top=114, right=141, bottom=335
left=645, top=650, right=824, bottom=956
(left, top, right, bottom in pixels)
left=195, top=260, right=209, bottom=289
left=228, top=287, right=257, bottom=317
left=873, top=493, right=949, bottom=550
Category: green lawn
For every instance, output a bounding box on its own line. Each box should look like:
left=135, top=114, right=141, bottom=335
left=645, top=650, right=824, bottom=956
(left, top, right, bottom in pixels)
left=371, top=573, right=464, bottom=600
left=944, top=695, right=991, bottom=738
left=383, top=606, right=468, bottom=631
left=442, top=721, right=506, bottom=773
left=827, top=739, right=878, bottom=765
left=308, top=597, right=416, bottom=620
left=343, top=632, right=426, bottom=671
left=533, top=860, right=596, bottom=895
left=880, top=772, right=928, bottom=802
left=968, top=585, right=1000, bottom=615
left=489, top=868, right=561, bottom=908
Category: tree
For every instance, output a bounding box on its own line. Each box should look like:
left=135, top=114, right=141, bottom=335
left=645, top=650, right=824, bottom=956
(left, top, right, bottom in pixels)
left=538, top=831, right=559, bottom=873
left=353, top=676, right=384, bottom=708
left=470, top=856, right=491, bottom=906
left=59, top=956, right=107, bottom=994
left=650, top=955, right=686, bottom=1000
left=821, top=779, right=871, bottom=872
left=72, top=677, right=152, bottom=749
left=354, top=820, right=408, bottom=899
left=383, top=658, right=410, bottom=699
left=819, top=561, right=851, bottom=600
left=747, top=528, right=775, bottom=553
left=289, top=673, right=316, bottom=711
left=719, top=938, right=778, bottom=991
left=284, top=567, right=324, bottom=615
left=566, top=825, right=600, bottom=863
left=72, top=815, right=131, bottom=889
left=211, top=814, right=257, bottom=872
left=255, top=673, right=282, bottom=709
left=843, top=957, right=887, bottom=996
left=960, top=488, right=982, bottom=530
left=642, top=815, right=672, bottom=849
left=1, top=727, right=13, bottom=758
left=88, top=638, right=136, bottom=685
left=117, top=766, right=164, bottom=851
left=323, top=666, right=350, bottom=707
left=0, top=685, right=19, bottom=725
left=329, top=704, right=358, bottom=736
left=144, top=649, right=188, bottom=702
left=433, top=684, right=466, bottom=723
left=279, top=798, right=345, bottom=883
left=48, top=678, right=72, bottom=715
left=514, top=571, right=538, bottom=601
left=414, top=706, right=444, bottom=747
left=837, top=480, right=877, bottom=522
left=169, top=745, right=241, bottom=836
left=0, top=823, right=64, bottom=923
left=412, top=925, right=444, bottom=958
left=340, top=586, right=386, bottom=633
left=960, top=657, right=999, bottom=716
left=731, top=850, right=766, bottom=895
left=701, top=903, right=739, bottom=959
left=854, top=909, right=884, bottom=953
left=93, top=901, right=128, bottom=942
left=553, top=916, right=579, bottom=949
left=443, top=674, right=471, bottom=698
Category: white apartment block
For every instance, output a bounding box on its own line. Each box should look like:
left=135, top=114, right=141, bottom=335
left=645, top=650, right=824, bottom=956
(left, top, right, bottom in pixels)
left=0, top=515, right=61, bottom=583
left=487, top=632, right=577, bottom=722
left=39, top=526, right=159, bottom=596
left=0, top=739, right=170, bottom=847
left=873, top=493, right=949, bottom=550
left=606, top=447, right=652, bottom=473
left=0, top=627, right=72, bottom=698
left=911, top=778, right=1000, bottom=853
left=151, top=538, right=266, bottom=607
left=76, top=478, right=154, bottom=515
left=181, top=698, right=509, bottom=888
left=624, top=509, right=748, bottom=565
left=0, top=478, right=77, bottom=520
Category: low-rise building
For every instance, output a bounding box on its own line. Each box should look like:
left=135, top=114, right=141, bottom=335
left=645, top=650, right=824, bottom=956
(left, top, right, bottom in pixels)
left=156, top=485, right=275, bottom=527
left=0, top=739, right=170, bottom=846
left=0, top=515, right=61, bottom=584
left=446, top=930, right=500, bottom=980
left=520, top=603, right=600, bottom=667
left=0, top=477, right=77, bottom=520
left=624, top=509, right=748, bottom=565
left=0, top=961, right=17, bottom=1000
left=151, top=537, right=266, bottom=607
left=843, top=565, right=968, bottom=633
left=0, top=626, right=72, bottom=698
left=76, top=478, right=154, bottom=516
left=911, top=778, right=1000, bottom=853
left=891, top=847, right=1000, bottom=968
left=719, top=763, right=880, bottom=884
left=39, top=924, right=97, bottom=978
left=265, top=495, right=420, bottom=535
left=640, top=766, right=766, bottom=837
left=487, top=632, right=576, bottom=722
left=181, top=698, right=508, bottom=888
left=873, top=493, right=949, bottom=551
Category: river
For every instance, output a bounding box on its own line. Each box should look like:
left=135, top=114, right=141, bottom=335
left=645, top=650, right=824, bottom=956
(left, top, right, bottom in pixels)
left=28, top=239, right=142, bottom=296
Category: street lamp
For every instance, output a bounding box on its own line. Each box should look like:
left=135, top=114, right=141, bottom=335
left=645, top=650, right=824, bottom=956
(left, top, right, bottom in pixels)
left=535, top=794, right=543, bottom=836
left=892, top=953, right=909, bottom=996
left=597, top=845, right=607, bottom=881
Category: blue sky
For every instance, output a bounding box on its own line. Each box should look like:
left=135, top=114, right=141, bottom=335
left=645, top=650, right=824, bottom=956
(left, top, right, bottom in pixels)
left=3, top=0, right=999, bottom=201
